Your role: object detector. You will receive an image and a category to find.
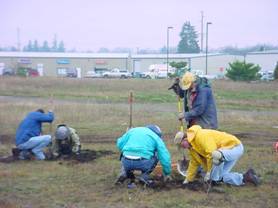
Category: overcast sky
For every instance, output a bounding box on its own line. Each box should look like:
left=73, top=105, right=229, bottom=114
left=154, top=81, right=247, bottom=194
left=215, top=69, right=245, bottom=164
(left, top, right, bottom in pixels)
left=1, top=0, right=277, bottom=52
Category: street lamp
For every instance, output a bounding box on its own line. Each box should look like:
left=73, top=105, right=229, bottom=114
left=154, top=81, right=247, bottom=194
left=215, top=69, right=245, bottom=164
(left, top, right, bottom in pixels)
left=167, top=26, right=173, bottom=78
left=205, top=22, right=212, bottom=75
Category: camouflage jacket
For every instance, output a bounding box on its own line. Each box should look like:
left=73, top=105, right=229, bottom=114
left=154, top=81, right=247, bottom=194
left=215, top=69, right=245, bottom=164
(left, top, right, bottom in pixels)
left=51, top=127, right=81, bottom=157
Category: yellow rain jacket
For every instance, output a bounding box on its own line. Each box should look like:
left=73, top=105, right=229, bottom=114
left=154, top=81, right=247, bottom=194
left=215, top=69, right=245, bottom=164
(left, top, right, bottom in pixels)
left=186, top=125, right=241, bottom=182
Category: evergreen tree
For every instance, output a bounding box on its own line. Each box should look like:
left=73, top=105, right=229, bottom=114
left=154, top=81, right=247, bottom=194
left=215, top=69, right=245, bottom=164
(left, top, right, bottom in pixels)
left=177, top=21, right=200, bottom=53
left=160, top=46, right=167, bottom=54
left=33, top=40, right=39, bottom=51
left=42, top=41, right=50, bottom=52
left=226, top=60, right=261, bottom=81
left=98, top=47, right=110, bottom=53
left=52, top=37, right=58, bottom=52
left=58, top=41, right=65, bottom=52
left=27, top=40, right=33, bottom=51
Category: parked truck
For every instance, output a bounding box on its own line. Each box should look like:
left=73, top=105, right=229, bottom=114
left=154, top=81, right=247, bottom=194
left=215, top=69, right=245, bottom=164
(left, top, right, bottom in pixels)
left=102, top=68, right=131, bottom=78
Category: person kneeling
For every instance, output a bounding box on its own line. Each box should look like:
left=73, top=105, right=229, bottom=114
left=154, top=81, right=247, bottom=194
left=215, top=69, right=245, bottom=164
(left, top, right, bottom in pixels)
left=51, top=124, right=81, bottom=158
left=15, top=109, right=54, bottom=160
left=115, top=125, right=172, bottom=187
left=174, top=125, right=260, bottom=187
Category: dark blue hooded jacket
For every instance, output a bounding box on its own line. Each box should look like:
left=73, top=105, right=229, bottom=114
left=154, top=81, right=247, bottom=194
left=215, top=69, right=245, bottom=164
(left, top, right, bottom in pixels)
left=15, top=111, right=54, bottom=146
left=178, top=80, right=218, bottom=129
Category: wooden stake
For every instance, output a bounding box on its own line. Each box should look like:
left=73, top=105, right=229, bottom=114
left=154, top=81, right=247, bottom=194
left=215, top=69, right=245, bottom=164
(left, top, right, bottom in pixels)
left=128, top=91, right=133, bottom=129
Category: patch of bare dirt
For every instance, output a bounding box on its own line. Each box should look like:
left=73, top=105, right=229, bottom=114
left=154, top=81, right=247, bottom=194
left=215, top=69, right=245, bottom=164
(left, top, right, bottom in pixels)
left=54, top=149, right=115, bottom=163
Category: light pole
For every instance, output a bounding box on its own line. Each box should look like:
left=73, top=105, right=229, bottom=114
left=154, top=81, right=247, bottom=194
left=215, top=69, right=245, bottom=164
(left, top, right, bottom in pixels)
left=205, top=22, right=212, bottom=75
left=167, top=26, right=173, bottom=78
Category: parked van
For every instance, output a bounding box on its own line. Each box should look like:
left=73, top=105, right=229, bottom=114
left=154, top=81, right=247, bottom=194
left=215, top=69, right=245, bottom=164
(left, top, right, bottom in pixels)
left=142, top=64, right=175, bottom=79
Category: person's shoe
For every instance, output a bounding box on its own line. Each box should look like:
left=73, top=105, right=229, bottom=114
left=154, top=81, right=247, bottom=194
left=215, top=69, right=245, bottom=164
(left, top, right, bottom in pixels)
left=211, top=180, right=223, bottom=186
left=138, top=177, right=155, bottom=188
left=127, top=182, right=137, bottom=189
left=243, top=168, right=260, bottom=186
left=12, top=148, right=20, bottom=158
left=115, top=174, right=127, bottom=185
left=18, top=150, right=32, bottom=160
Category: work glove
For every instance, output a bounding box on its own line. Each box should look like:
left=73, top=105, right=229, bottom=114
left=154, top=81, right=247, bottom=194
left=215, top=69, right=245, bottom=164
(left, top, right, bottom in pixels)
left=178, top=112, right=185, bottom=120
left=174, top=131, right=185, bottom=145
left=183, top=178, right=189, bottom=184
left=204, top=172, right=211, bottom=182
left=163, top=175, right=172, bottom=182
left=212, top=150, right=224, bottom=165
left=168, top=77, right=181, bottom=95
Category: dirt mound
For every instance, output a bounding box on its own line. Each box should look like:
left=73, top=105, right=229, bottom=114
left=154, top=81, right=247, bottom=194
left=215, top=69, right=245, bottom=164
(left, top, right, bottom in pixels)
left=0, top=156, right=17, bottom=163
left=53, top=149, right=115, bottom=163
left=0, top=149, right=115, bottom=164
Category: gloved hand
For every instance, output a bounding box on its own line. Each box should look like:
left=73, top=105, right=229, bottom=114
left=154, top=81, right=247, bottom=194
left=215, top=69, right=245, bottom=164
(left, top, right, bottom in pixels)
left=168, top=77, right=181, bottom=94
left=163, top=175, right=172, bottom=182
left=204, top=172, right=211, bottom=182
left=174, top=131, right=185, bottom=145
left=178, top=112, right=185, bottom=120
left=212, top=150, right=224, bottom=165
left=183, top=178, right=189, bottom=184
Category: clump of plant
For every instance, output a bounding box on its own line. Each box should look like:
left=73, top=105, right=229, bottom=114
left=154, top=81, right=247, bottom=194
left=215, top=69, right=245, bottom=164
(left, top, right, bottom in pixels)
left=226, top=60, right=261, bottom=81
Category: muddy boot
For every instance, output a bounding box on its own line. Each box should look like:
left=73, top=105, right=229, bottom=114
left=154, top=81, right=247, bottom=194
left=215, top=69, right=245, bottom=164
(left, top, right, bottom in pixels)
left=12, top=147, right=21, bottom=158
left=138, top=177, right=155, bottom=188
left=18, top=150, right=32, bottom=160
left=115, top=174, right=128, bottom=185
left=243, top=168, right=260, bottom=186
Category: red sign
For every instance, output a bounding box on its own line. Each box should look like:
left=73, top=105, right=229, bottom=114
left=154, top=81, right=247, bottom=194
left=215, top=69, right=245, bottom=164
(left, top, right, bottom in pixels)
left=95, top=60, right=106, bottom=65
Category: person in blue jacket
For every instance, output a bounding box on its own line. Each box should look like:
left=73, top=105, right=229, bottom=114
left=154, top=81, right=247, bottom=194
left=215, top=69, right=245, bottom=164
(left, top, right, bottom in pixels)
left=15, top=109, right=54, bottom=160
left=170, top=72, right=218, bottom=129
left=115, top=124, right=171, bottom=187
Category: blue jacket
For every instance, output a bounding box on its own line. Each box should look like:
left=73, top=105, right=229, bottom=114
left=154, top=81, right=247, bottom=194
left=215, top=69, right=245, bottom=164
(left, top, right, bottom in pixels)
left=15, top=111, right=54, bottom=146
left=116, top=127, right=171, bottom=176
left=178, top=82, right=218, bottom=129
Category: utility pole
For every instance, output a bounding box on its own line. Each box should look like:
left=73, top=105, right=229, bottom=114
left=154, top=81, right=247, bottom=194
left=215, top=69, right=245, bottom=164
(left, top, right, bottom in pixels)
left=205, top=22, right=212, bottom=75
left=17, top=27, right=21, bottom=51
left=200, top=11, right=204, bottom=52
left=167, top=26, right=173, bottom=79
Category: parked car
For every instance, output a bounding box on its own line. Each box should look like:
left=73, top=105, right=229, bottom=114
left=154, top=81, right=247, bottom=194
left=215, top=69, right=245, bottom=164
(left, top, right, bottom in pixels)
left=17, top=67, right=39, bottom=77
left=66, top=68, right=77, bottom=78
left=102, top=68, right=131, bottom=78
left=84, top=70, right=103, bottom=78
left=259, top=70, right=274, bottom=81
left=131, top=72, right=144, bottom=78
left=2, top=68, right=15, bottom=76
left=28, top=68, right=39, bottom=77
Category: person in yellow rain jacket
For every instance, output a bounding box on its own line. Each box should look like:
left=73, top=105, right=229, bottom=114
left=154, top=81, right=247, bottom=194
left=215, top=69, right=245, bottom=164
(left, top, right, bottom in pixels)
left=174, top=125, right=260, bottom=186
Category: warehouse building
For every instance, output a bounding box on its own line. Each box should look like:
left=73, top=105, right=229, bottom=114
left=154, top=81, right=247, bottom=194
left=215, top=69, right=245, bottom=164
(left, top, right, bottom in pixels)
left=246, top=50, right=278, bottom=71
left=0, top=51, right=270, bottom=78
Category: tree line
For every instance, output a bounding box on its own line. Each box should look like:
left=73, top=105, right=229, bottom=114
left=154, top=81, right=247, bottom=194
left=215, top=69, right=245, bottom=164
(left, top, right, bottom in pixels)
left=1, top=21, right=278, bottom=54
left=22, top=39, right=65, bottom=52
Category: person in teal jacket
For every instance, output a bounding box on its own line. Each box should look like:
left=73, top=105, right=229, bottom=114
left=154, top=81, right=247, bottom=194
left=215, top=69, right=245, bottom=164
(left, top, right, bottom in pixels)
left=115, top=124, right=171, bottom=187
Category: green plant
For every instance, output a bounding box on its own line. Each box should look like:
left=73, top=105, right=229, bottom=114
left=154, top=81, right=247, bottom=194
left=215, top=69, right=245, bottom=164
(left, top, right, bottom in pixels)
left=169, top=61, right=188, bottom=77
left=226, top=60, right=261, bottom=81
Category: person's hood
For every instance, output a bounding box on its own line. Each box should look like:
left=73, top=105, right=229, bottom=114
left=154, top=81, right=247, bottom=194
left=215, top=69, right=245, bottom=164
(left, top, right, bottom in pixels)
left=187, top=125, right=202, bottom=143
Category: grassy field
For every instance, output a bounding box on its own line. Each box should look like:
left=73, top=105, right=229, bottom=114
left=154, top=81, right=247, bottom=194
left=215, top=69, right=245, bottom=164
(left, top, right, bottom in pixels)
left=0, top=77, right=277, bottom=208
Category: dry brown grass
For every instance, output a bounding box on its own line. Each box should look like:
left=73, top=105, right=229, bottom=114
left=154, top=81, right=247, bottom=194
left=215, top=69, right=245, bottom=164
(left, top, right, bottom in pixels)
left=0, top=77, right=277, bottom=207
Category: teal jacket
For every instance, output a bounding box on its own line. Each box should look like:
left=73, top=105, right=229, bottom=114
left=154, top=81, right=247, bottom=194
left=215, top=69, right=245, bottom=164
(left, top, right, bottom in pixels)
left=116, top=127, right=171, bottom=176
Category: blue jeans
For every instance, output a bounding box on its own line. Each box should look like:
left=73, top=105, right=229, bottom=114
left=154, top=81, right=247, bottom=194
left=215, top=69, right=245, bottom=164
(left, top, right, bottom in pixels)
left=211, top=143, right=244, bottom=186
left=121, top=155, right=158, bottom=181
left=17, top=135, right=51, bottom=160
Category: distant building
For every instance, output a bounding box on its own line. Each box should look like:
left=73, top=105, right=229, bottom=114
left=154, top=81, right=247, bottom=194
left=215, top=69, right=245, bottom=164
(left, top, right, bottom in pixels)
left=246, top=50, right=278, bottom=72
left=2, top=51, right=275, bottom=77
